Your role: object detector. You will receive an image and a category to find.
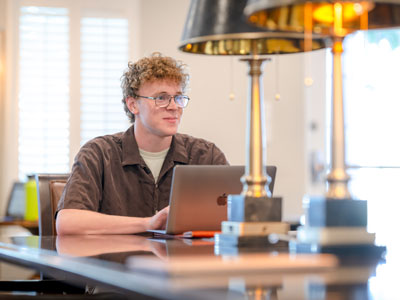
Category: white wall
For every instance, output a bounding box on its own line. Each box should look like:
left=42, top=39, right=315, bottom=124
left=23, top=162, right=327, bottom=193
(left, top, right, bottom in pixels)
left=138, top=0, right=328, bottom=221
left=0, top=0, right=328, bottom=221
left=0, top=0, right=5, bottom=215
left=140, top=0, right=247, bottom=164
left=0, top=0, right=19, bottom=215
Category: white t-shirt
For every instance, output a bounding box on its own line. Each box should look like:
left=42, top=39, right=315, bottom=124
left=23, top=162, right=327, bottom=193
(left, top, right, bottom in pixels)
left=139, top=148, right=170, bottom=182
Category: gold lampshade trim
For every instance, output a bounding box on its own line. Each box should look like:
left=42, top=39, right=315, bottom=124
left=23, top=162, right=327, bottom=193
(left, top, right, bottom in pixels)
left=179, top=32, right=329, bottom=55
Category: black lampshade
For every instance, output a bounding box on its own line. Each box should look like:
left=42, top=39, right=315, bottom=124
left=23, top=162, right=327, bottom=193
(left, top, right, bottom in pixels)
left=179, top=0, right=330, bottom=55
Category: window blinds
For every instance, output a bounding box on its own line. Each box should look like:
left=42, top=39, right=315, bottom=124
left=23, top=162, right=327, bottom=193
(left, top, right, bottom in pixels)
left=18, top=6, right=70, bottom=180
left=80, top=17, right=130, bottom=145
left=18, top=6, right=130, bottom=180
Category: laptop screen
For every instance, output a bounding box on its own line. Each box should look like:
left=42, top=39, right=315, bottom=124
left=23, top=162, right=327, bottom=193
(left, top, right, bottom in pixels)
left=6, top=182, right=26, bottom=219
left=163, top=165, right=277, bottom=234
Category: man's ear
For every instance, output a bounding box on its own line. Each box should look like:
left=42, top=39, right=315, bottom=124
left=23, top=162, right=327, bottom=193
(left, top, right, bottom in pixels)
left=126, top=96, right=139, bottom=114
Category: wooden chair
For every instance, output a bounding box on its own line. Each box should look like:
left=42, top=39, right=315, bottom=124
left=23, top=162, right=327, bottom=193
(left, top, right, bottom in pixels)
left=0, top=174, right=129, bottom=298
left=0, top=174, right=87, bottom=295
left=35, top=174, right=69, bottom=236
left=32, top=174, right=129, bottom=299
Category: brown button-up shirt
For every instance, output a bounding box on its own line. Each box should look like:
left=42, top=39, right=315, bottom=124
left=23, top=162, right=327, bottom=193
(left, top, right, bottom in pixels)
left=57, top=125, right=228, bottom=217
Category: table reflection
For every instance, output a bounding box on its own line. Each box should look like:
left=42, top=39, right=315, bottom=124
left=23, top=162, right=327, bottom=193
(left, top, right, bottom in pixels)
left=1, top=234, right=397, bottom=300
left=55, top=235, right=215, bottom=261
left=56, top=234, right=154, bottom=257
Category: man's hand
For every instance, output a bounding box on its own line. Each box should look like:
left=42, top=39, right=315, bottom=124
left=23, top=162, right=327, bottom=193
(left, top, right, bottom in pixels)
left=148, top=206, right=169, bottom=230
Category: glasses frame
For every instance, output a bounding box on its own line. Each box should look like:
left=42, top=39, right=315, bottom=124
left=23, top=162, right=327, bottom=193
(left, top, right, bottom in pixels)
left=135, top=94, right=190, bottom=108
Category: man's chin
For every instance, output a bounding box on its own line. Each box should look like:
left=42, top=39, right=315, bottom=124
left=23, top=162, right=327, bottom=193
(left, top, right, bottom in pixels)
left=159, top=128, right=179, bottom=137
left=165, top=130, right=178, bottom=137
left=164, top=124, right=180, bottom=136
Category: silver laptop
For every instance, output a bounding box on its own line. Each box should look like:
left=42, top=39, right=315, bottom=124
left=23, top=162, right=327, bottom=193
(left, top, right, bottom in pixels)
left=149, top=165, right=277, bottom=236
left=1, top=182, right=25, bottom=222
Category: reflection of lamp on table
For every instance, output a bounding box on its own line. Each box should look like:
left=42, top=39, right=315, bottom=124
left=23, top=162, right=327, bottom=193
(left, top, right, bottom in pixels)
left=245, top=0, right=400, bottom=254
left=229, top=278, right=280, bottom=300
left=179, top=0, right=329, bottom=248
left=305, top=263, right=376, bottom=300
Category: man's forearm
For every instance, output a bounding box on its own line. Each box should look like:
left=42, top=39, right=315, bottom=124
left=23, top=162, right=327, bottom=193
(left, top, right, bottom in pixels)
left=56, top=209, right=151, bottom=235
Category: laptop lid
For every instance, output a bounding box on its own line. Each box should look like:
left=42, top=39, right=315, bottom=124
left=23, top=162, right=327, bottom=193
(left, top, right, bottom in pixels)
left=161, top=165, right=277, bottom=235
left=5, top=182, right=25, bottom=221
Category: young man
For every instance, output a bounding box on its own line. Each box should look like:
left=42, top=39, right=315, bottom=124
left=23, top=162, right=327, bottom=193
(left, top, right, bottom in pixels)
left=56, top=53, right=228, bottom=235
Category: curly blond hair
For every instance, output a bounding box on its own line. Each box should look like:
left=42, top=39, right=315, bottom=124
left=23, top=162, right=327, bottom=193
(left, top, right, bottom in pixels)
left=121, top=52, right=190, bottom=122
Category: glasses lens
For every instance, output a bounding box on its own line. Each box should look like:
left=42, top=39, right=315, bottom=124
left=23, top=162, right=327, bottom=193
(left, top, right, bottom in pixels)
left=156, top=94, right=171, bottom=107
left=175, top=95, right=189, bottom=108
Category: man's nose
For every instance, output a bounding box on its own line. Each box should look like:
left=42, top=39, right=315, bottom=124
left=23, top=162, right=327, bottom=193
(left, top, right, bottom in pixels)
left=166, top=97, right=179, bottom=110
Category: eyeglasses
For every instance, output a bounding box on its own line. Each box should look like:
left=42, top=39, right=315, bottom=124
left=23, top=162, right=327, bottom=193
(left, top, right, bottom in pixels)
left=135, top=94, right=190, bottom=108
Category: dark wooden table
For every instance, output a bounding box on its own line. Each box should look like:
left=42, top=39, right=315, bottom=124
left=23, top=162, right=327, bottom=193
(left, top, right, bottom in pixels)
left=0, top=232, right=396, bottom=300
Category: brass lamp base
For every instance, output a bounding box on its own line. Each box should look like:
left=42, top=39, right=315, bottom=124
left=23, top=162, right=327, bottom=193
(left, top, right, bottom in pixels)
left=215, top=221, right=289, bottom=250
left=305, top=197, right=367, bottom=227
left=214, top=234, right=288, bottom=254
left=292, top=242, right=386, bottom=260
left=291, top=196, right=386, bottom=259
left=215, top=194, right=288, bottom=250
left=228, top=195, right=282, bottom=222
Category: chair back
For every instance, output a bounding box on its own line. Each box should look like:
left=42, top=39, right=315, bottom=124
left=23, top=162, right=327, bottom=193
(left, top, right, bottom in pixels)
left=35, top=174, right=69, bottom=236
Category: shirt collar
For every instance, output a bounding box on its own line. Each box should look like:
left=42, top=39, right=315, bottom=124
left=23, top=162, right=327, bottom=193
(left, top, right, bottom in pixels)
left=121, top=125, right=189, bottom=166
left=169, top=134, right=189, bottom=164
left=121, top=125, right=142, bottom=166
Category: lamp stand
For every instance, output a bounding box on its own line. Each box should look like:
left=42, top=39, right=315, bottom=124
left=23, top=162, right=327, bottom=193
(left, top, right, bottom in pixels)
left=295, top=7, right=382, bottom=255
left=215, top=57, right=288, bottom=250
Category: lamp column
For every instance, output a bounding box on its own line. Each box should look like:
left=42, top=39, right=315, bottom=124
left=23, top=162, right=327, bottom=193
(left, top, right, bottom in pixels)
left=215, top=55, right=287, bottom=249
left=242, top=57, right=271, bottom=199
left=326, top=4, right=351, bottom=199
